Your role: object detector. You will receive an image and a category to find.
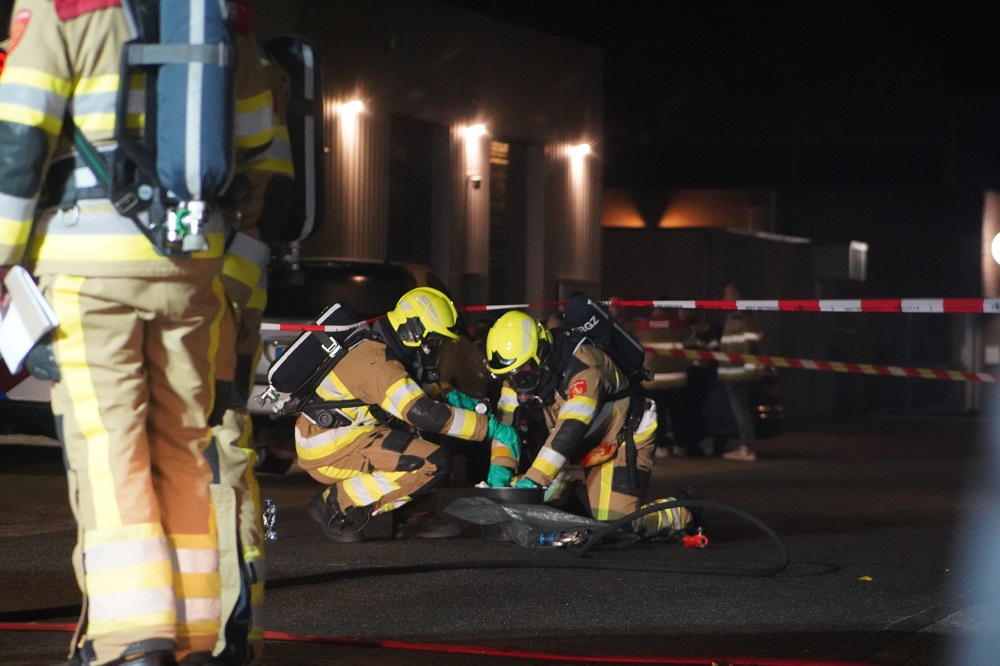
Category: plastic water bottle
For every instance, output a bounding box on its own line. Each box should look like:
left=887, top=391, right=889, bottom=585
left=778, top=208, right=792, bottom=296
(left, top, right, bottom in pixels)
left=263, top=499, right=277, bottom=541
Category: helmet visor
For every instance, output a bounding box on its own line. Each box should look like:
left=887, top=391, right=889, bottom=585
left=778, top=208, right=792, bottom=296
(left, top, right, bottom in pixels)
left=420, top=334, right=448, bottom=368
left=507, top=358, right=542, bottom=392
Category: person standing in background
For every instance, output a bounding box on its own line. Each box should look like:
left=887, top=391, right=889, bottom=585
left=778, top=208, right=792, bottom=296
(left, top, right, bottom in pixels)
left=717, top=283, right=761, bottom=462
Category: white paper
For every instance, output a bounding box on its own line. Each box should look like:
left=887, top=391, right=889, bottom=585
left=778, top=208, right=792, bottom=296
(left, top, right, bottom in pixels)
left=0, top=266, right=59, bottom=374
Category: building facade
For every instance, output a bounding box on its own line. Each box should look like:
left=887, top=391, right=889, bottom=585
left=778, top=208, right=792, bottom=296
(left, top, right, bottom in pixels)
left=248, top=0, right=604, bottom=307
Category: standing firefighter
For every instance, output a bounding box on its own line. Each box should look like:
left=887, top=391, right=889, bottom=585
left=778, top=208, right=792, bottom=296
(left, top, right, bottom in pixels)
left=206, top=15, right=296, bottom=666
left=294, top=287, right=520, bottom=542
left=480, top=310, right=699, bottom=541
left=0, top=0, right=263, bottom=663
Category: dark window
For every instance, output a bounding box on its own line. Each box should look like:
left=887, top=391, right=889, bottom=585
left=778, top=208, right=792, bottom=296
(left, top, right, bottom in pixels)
left=265, top=263, right=418, bottom=320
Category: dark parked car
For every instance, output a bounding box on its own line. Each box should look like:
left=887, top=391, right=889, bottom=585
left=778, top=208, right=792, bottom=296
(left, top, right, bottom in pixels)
left=700, top=366, right=785, bottom=453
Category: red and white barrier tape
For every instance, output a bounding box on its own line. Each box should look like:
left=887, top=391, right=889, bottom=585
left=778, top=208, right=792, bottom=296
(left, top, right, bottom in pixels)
left=615, top=298, right=1000, bottom=313
left=461, top=297, right=1000, bottom=313
left=644, top=345, right=997, bottom=383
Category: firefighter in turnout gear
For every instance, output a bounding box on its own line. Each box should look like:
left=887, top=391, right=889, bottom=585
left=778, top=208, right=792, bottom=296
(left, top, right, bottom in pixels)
left=297, top=287, right=521, bottom=542
left=206, top=13, right=296, bottom=665
left=484, top=311, right=697, bottom=541
left=633, top=306, right=693, bottom=457
left=0, top=1, right=271, bottom=663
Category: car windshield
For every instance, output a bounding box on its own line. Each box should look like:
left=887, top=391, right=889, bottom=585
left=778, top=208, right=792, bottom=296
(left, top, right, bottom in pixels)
left=265, top=263, right=419, bottom=321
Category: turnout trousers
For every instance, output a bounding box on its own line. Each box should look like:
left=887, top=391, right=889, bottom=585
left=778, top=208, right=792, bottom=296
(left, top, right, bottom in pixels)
left=297, top=419, right=452, bottom=520
left=42, top=274, right=228, bottom=664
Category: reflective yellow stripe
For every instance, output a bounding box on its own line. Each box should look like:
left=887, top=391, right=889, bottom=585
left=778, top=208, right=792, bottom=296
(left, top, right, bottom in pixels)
left=446, top=407, right=477, bottom=439
left=0, top=102, right=62, bottom=135
left=531, top=446, right=565, bottom=479
left=381, top=377, right=422, bottom=417
left=222, top=252, right=261, bottom=291
left=0, top=215, right=32, bottom=233
left=174, top=572, right=221, bottom=600
left=28, top=232, right=226, bottom=262
left=0, top=66, right=74, bottom=95
left=76, top=73, right=120, bottom=95
left=74, top=112, right=117, bottom=133
left=594, top=463, right=614, bottom=520
left=247, top=285, right=266, bottom=311
left=243, top=156, right=295, bottom=176
left=88, top=562, right=171, bottom=595
left=53, top=276, right=122, bottom=528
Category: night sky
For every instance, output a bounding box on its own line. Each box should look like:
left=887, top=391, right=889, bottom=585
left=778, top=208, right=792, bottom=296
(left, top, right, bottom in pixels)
left=437, top=1, right=1000, bottom=187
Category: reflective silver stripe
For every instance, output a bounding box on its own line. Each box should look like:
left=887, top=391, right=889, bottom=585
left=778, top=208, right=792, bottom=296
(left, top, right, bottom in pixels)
left=227, top=232, right=270, bottom=269
left=127, top=85, right=145, bottom=116
left=497, top=390, right=518, bottom=413
left=186, top=0, right=207, bottom=199
left=175, top=546, right=219, bottom=574
left=0, top=82, right=65, bottom=117
left=558, top=398, right=597, bottom=422
left=344, top=472, right=398, bottom=506
left=721, top=332, right=761, bottom=344
left=536, top=446, right=567, bottom=469
left=649, top=371, right=686, bottom=382
left=84, top=536, right=169, bottom=570
left=583, top=401, right=614, bottom=438
left=383, top=378, right=422, bottom=417
left=73, top=89, right=118, bottom=117
left=0, top=191, right=38, bottom=222
left=637, top=401, right=658, bottom=435
left=90, top=587, right=174, bottom=621
left=445, top=406, right=472, bottom=438
left=236, top=103, right=272, bottom=140
left=177, top=596, right=222, bottom=623
left=294, top=422, right=354, bottom=452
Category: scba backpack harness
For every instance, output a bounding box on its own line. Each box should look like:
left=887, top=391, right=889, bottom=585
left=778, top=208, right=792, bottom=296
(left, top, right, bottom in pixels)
left=562, top=295, right=653, bottom=492
left=55, top=0, right=237, bottom=257
left=257, top=303, right=375, bottom=428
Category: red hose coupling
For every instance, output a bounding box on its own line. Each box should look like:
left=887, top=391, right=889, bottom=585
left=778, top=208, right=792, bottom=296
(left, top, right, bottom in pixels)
left=682, top=528, right=709, bottom=548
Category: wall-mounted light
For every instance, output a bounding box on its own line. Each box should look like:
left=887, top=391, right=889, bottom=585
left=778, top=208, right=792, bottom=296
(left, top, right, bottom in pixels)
left=569, top=143, right=591, bottom=158
left=465, top=123, right=487, bottom=139
left=991, top=232, right=1000, bottom=266
left=338, top=99, right=365, bottom=115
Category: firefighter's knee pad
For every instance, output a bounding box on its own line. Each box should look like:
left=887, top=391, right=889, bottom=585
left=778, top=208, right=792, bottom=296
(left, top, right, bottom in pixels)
left=424, top=445, right=452, bottom=484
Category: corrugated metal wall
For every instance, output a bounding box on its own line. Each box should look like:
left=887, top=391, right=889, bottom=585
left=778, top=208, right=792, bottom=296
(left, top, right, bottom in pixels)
left=248, top=0, right=603, bottom=303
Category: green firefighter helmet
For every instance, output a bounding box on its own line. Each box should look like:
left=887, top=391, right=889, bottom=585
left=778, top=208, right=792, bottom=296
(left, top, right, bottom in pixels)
left=386, top=287, right=460, bottom=347
left=485, top=310, right=553, bottom=390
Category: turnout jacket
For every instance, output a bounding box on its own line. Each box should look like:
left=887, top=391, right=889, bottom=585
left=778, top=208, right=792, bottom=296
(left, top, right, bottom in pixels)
left=718, top=311, right=762, bottom=381
left=497, top=340, right=634, bottom=487
left=295, top=337, right=491, bottom=471
left=0, top=0, right=269, bottom=277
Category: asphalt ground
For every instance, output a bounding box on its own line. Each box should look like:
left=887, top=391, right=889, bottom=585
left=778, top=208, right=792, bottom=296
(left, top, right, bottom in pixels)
left=1, top=412, right=997, bottom=666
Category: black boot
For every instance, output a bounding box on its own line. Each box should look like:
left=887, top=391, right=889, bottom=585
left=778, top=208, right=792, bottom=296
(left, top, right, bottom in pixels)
left=63, top=639, right=177, bottom=666
left=392, top=496, right=462, bottom=539
left=307, top=491, right=364, bottom=543
left=677, top=484, right=706, bottom=536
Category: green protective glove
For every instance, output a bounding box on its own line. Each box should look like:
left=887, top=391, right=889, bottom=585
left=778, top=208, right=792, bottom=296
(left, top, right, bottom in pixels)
left=486, top=464, right=514, bottom=488
left=445, top=389, right=479, bottom=411
left=486, top=415, right=520, bottom=461
left=514, top=477, right=540, bottom=489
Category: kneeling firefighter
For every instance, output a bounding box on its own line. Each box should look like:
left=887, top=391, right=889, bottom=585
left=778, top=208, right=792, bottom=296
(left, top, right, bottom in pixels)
left=294, top=287, right=521, bottom=542
left=467, top=310, right=698, bottom=540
